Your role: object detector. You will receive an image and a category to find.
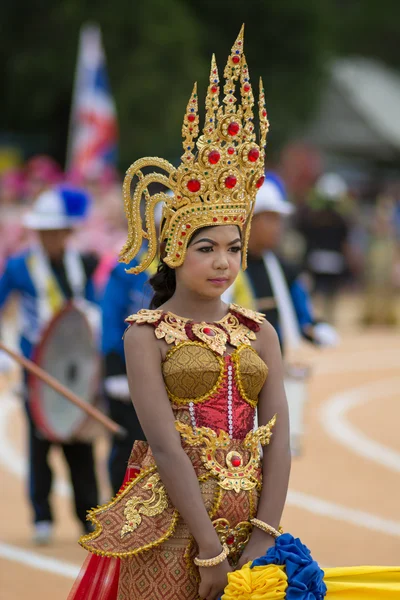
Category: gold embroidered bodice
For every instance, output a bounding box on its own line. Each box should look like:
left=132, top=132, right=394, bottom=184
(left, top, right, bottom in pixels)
left=125, top=304, right=269, bottom=440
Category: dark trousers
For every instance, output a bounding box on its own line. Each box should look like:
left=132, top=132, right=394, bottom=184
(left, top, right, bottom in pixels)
left=28, top=413, right=98, bottom=525
left=107, top=396, right=145, bottom=495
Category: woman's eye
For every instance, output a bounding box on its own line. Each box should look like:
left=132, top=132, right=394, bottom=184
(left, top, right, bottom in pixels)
left=229, top=246, right=242, bottom=253
left=198, top=246, right=213, bottom=253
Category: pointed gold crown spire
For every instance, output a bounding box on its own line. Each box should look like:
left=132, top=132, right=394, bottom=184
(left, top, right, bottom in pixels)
left=120, top=25, right=269, bottom=274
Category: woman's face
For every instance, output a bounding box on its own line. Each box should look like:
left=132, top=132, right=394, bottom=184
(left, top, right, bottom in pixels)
left=175, top=225, right=242, bottom=299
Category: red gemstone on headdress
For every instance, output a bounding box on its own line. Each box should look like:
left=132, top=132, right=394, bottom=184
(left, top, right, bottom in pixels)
left=223, top=216, right=228, bottom=221
left=187, top=114, right=196, bottom=122
left=243, top=84, right=251, bottom=92
left=231, top=456, right=242, bottom=467
left=262, top=110, right=267, bottom=117
left=232, top=55, right=240, bottom=64
left=186, top=224, right=191, bottom=229
left=227, top=147, right=235, bottom=155
left=248, top=148, right=260, bottom=162
left=227, top=122, right=240, bottom=136
left=176, top=253, right=180, bottom=258
left=203, top=327, right=215, bottom=337
left=233, top=216, right=237, bottom=221
left=226, top=534, right=235, bottom=545
left=208, top=150, right=221, bottom=165
left=225, top=176, right=237, bottom=189
left=187, top=179, right=201, bottom=193
left=181, top=231, right=186, bottom=236
left=178, top=241, right=183, bottom=246
left=211, top=85, right=218, bottom=94
left=256, top=175, right=265, bottom=189
left=213, top=217, right=218, bottom=222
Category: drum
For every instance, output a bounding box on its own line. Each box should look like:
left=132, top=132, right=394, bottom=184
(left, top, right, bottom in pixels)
left=284, top=363, right=311, bottom=457
left=29, top=302, right=101, bottom=443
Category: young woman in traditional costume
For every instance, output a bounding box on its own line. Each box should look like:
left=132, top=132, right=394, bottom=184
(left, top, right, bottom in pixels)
left=68, top=26, right=400, bottom=600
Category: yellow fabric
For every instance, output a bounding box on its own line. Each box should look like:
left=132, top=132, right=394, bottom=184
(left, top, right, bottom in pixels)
left=231, top=272, right=256, bottom=311
left=28, top=253, right=64, bottom=314
left=325, top=566, right=400, bottom=598
left=222, top=562, right=287, bottom=600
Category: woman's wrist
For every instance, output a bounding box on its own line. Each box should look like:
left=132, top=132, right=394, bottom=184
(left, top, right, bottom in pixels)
left=197, top=538, right=224, bottom=559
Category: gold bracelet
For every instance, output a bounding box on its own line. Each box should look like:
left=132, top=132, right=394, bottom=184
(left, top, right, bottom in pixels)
left=250, top=518, right=282, bottom=539
left=194, top=543, right=229, bottom=568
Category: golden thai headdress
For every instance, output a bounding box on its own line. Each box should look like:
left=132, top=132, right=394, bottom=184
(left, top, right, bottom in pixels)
left=119, top=25, right=269, bottom=274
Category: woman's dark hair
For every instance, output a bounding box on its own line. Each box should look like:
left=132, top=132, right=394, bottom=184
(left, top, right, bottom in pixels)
left=149, top=260, right=176, bottom=309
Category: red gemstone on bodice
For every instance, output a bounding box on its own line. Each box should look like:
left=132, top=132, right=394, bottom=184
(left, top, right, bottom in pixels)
left=226, top=534, right=235, bottom=545
left=203, top=327, right=216, bottom=337
left=227, top=122, right=240, bottom=136
left=248, top=148, right=259, bottom=162
left=208, top=150, right=221, bottom=165
left=225, top=175, right=237, bottom=189
left=227, top=147, right=235, bottom=155
left=231, top=456, right=241, bottom=467
left=187, top=179, right=201, bottom=193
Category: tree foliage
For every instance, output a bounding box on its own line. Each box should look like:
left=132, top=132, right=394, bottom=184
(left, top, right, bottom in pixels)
left=3, top=0, right=397, bottom=168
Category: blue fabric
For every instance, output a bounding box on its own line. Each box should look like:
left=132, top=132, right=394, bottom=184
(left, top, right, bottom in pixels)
left=252, top=533, right=327, bottom=600
left=265, top=171, right=288, bottom=201
left=0, top=251, right=97, bottom=359
left=58, top=185, right=91, bottom=218
left=290, top=279, right=315, bottom=331
left=101, top=260, right=152, bottom=359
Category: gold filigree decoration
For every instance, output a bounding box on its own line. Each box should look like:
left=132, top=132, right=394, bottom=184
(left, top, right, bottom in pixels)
left=229, top=303, right=265, bottom=324
left=121, top=473, right=168, bottom=538
left=212, top=518, right=252, bottom=563
left=125, top=309, right=162, bottom=325
left=79, top=466, right=180, bottom=558
left=176, top=415, right=276, bottom=493
left=119, top=25, right=270, bottom=275
left=191, top=323, right=228, bottom=355
left=125, top=305, right=264, bottom=355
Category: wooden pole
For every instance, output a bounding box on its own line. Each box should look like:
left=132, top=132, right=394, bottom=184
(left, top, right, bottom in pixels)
left=0, top=341, right=127, bottom=439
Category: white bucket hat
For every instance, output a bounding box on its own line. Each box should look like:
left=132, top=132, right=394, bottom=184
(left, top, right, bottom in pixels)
left=254, top=173, right=294, bottom=216
left=23, top=186, right=91, bottom=230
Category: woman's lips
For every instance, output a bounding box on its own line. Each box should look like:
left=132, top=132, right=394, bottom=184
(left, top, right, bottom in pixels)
left=208, top=278, right=229, bottom=285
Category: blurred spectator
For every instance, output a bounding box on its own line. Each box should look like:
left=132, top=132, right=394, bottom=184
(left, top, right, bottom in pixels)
left=362, top=196, right=399, bottom=326
left=25, top=155, right=63, bottom=201
left=297, top=173, right=351, bottom=323
left=0, top=168, right=30, bottom=270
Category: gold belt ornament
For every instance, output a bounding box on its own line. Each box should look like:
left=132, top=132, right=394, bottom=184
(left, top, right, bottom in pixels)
left=176, top=415, right=276, bottom=493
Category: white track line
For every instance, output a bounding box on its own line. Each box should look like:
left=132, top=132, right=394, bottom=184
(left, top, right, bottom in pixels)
left=0, top=541, right=79, bottom=578
left=287, top=490, right=400, bottom=537
left=320, top=377, right=400, bottom=472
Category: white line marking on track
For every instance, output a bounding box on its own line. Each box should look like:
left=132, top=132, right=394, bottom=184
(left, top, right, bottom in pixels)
left=320, top=377, right=400, bottom=472
left=0, top=541, right=79, bottom=579
left=287, top=490, right=400, bottom=536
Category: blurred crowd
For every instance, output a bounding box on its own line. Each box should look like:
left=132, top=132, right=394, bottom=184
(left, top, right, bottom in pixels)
left=1, top=147, right=400, bottom=326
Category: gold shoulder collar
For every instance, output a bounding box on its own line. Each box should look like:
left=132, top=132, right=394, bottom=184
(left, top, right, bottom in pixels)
left=125, top=309, right=163, bottom=324
left=229, top=303, right=265, bottom=324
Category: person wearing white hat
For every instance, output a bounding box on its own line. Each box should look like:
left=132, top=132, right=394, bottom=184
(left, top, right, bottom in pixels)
left=0, top=185, right=100, bottom=544
left=298, top=172, right=350, bottom=323
left=224, top=173, right=338, bottom=350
